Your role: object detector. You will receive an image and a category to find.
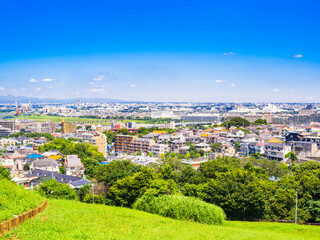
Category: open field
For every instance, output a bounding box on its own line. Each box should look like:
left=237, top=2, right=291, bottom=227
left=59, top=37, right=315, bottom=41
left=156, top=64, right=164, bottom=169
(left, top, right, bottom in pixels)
left=0, top=179, right=43, bottom=222
left=2, top=199, right=320, bottom=240
left=15, top=114, right=169, bottom=125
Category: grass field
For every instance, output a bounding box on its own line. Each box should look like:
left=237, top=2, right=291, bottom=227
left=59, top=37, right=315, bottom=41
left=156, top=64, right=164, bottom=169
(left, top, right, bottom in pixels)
left=16, top=114, right=164, bottom=125
left=0, top=179, right=43, bottom=222
left=2, top=199, right=320, bottom=240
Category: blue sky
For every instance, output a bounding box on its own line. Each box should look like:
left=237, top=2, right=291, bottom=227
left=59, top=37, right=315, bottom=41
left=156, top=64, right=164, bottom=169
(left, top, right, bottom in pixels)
left=0, top=0, right=319, bottom=102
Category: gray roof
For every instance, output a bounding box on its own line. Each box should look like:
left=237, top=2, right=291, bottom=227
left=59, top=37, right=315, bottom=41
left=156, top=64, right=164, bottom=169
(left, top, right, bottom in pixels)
left=27, top=169, right=85, bottom=184
left=33, top=158, right=59, bottom=167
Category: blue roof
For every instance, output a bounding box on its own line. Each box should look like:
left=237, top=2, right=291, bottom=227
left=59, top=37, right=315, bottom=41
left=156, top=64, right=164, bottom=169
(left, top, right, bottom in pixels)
left=71, top=179, right=91, bottom=187
left=99, top=162, right=110, bottom=165
left=26, top=154, right=44, bottom=159
left=27, top=169, right=84, bottom=184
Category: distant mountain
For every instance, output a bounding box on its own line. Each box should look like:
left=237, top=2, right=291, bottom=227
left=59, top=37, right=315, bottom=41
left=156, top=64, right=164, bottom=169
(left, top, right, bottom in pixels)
left=0, top=95, right=128, bottom=104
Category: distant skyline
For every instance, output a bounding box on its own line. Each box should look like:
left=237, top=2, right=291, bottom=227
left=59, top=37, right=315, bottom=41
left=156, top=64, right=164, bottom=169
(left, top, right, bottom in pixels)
left=0, top=0, right=319, bottom=102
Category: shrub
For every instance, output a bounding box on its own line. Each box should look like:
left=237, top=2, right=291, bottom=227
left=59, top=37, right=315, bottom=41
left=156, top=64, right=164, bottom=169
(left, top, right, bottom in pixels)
left=83, top=194, right=106, bottom=204
left=0, top=179, right=43, bottom=222
left=133, top=195, right=225, bottom=225
left=36, top=179, right=77, bottom=200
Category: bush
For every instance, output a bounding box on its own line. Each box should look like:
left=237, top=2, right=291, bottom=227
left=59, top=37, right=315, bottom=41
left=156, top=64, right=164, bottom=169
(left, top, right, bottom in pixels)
left=36, top=179, right=77, bottom=200
left=133, top=195, right=225, bottom=225
left=83, top=194, right=106, bottom=204
left=0, top=179, right=43, bottom=222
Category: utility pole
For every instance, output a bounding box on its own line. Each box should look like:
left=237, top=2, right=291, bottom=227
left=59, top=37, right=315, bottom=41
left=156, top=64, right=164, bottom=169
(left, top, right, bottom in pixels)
left=92, top=183, right=95, bottom=204
left=295, top=188, right=299, bottom=223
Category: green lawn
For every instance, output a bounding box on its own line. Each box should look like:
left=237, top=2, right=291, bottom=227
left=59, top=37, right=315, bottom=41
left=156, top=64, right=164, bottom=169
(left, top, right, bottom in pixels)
left=2, top=199, right=320, bottom=240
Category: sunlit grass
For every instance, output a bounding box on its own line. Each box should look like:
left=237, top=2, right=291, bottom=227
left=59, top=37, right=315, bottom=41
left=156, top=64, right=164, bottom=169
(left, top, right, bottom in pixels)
left=2, top=199, right=320, bottom=240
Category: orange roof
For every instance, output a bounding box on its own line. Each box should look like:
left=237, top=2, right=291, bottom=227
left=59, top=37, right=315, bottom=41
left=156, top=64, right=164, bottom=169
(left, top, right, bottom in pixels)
left=47, top=155, right=63, bottom=160
left=204, top=128, right=213, bottom=132
left=267, top=138, right=283, bottom=144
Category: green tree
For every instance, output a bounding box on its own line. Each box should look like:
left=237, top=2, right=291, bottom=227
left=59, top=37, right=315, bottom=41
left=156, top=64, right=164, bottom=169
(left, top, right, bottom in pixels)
left=95, top=160, right=141, bottom=186
left=37, top=179, right=77, bottom=200
left=253, top=119, right=267, bottom=125
left=0, top=166, right=11, bottom=180
left=107, top=167, right=155, bottom=207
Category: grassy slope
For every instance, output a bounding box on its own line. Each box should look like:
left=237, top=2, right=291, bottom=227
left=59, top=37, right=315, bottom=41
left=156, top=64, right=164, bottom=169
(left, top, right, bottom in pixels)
left=2, top=200, right=320, bottom=240
left=0, top=179, right=43, bottom=222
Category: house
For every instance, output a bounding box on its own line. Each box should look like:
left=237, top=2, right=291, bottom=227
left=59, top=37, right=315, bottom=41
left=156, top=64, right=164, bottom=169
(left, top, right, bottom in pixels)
left=264, top=138, right=291, bottom=162
left=65, top=155, right=85, bottom=178
left=26, top=169, right=90, bottom=189
left=31, top=158, right=60, bottom=172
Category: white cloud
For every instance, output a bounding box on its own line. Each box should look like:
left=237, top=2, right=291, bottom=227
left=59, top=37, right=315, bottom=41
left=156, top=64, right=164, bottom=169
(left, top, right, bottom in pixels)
left=49, top=86, right=54, bottom=89
left=29, top=78, right=37, bottom=83
left=129, top=84, right=136, bottom=88
left=215, top=80, right=227, bottom=83
left=21, top=88, right=26, bottom=91
left=75, top=91, right=80, bottom=95
left=273, top=88, right=280, bottom=92
left=0, top=87, right=4, bottom=90
left=93, top=75, right=106, bottom=81
left=307, top=96, right=314, bottom=101
left=223, top=52, right=235, bottom=55
left=231, top=84, right=236, bottom=87
left=291, top=89, right=295, bottom=92
left=89, top=88, right=105, bottom=92
left=89, top=82, right=94, bottom=85
left=11, top=89, right=17, bottom=92
left=293, top=54, right=303, bottom=58
left=42, top=78, right=56, bottom=82
left=35, top=88, right=42, bottom=91
left=169, top=84, right=173, bottom=88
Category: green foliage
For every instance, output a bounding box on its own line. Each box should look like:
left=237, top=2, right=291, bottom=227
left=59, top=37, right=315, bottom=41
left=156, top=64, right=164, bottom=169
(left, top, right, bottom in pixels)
left=285, top=151, right=298, bottom=161
left=118, top=128, right=129, bottom=135
left=210, top=142, right=221, bottom=152
left=0, top=179, right=43, bottom=222
left=95, top=160, right=141, bottom=186
left=253, top=119, right=267, bottom=125
left=7, top=132, right=54, bottom=141
left=83, top=194, right=106, bottom=204
left=59, top=165, right=66, bottom=174
left=144, top=179, right=179, bottom=197
left=36, top=179, right=77, bottom=200
left=222, top=117, right=250, bottom=128
left=78, top=184, right=91, bottom=202
left=243, top=158, right=290, bottom=178
left=107, top=167, right=155, bottom=207
left=133, top=195, right=226, bottom=225
left=0, top=166, right=11, bottom=180
left=23, top=162, right=30, bottom=171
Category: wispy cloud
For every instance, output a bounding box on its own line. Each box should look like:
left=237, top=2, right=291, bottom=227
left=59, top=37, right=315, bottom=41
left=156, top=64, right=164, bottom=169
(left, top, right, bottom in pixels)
left=75, top=91, right=80, bottom=95
left=223, top=52, right=235, bottom=55
left=129, top=84, right=136, bottom=88
left=93, top=75, right=106, bottom=81
left=29, top=78, right=37, bottom=83
left=89, top=82, right=94, bottom=85
left=42, top=78, right=56, bottom=82
left=49, top=86, right=54, bottom=89
left=231, top=84, right=236, bottom=87
left=0, top=87, right=4, bottom=90
left=89, top=88, right=105, bottom=92
left=35, top=88, right=42, bottom=91
left=215, top=80, right=227, bottom=83
left=273, top=88, right=280, bottom=92
left=293, top=54, right=303, bottom=58
left=11, top=89, right=17, bottom=92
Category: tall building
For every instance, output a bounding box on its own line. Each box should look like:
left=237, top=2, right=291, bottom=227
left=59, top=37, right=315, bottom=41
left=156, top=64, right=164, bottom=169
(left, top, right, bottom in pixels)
left=82, top=132, right=107, bottom=156
left=0, top=120, right=15, bottom=131
left=114, top=135, right=137, bottom=153
left=61, top=119, right=77, bottom=134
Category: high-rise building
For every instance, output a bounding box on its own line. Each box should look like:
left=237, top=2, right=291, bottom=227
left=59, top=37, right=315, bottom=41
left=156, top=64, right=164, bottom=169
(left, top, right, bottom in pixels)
left=61, top=119, right=77, bottom=134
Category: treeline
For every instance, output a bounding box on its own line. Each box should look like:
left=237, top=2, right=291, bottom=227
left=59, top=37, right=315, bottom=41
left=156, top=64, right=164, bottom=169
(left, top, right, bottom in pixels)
left=6, top=132, right=54, bottom=141
left=92, top=157, right=320, bottom=222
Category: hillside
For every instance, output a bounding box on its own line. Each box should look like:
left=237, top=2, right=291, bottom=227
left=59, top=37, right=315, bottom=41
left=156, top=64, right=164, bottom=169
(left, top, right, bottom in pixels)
left=0, top=179, right=43, bottom=222
left=2, top=199, right=320, bottom=240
